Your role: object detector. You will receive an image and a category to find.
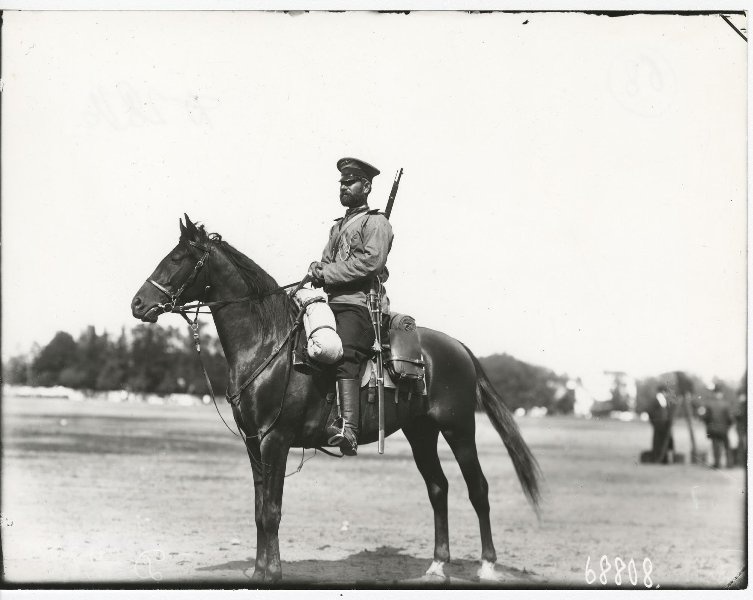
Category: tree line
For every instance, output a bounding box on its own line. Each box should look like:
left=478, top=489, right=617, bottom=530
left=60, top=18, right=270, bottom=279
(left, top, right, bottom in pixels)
left=3, top=324, right=742, bottom=413
left=3, top=325, right=227, bottom=396
left=6, top=326, right=570, bottom=408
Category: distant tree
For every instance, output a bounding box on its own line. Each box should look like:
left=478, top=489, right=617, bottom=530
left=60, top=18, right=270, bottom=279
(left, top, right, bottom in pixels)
left=478, top=353, right=561, bottom=411
left=171, top=328, right=227, bottom=396
left=31, top=331, right=78, bottom=386
left=636, top=371, right=714, bottom=417
left=19, top=322, right=238, bottom=398
left=96, top=328, right=129, bottom=391
left=127, top=324, right=172, bottom=393
left=554, top=388, right=576, bottom=415
left=3, top=355, right=31, bottom=385
left=74, top=326, right=110, bottom=390
left=635, top=376, right=661, bottom=414
left=610, top=386, right=631, bottom=412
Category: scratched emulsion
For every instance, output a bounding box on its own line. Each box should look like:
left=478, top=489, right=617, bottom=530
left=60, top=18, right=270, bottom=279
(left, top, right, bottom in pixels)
left=1, top=395, right=745, bottom=587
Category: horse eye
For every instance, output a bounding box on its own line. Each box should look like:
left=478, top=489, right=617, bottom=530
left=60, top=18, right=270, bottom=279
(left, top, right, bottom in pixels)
left=170, top=252, right=185, bottom=262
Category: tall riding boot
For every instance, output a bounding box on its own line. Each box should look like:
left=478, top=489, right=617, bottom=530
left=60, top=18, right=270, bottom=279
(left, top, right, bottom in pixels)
left=327, top=379, right=360, bottom=456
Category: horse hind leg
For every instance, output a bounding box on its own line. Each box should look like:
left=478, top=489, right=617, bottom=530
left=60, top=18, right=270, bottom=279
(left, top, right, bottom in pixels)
left=442, top=427, right=501, bottom=582
left=403, top=418, right=450, bottom=579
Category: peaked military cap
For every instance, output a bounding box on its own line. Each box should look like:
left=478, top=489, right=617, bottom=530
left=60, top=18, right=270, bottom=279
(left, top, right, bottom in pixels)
left=337, top=157, right=380, bottom=182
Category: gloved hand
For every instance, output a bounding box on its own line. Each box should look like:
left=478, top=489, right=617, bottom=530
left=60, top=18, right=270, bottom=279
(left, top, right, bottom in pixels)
left=307, top=261, right=325, bottom=287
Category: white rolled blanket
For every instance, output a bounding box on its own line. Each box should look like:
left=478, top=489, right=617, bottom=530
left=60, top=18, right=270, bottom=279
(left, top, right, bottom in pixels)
left=294, top=288, right=343, bottom=364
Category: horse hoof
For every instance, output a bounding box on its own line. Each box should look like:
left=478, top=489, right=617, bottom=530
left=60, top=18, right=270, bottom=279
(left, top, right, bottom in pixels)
left=265, top=570, right=283, bottom=583
left=424, top=560, right=447, bottom=579
left=250, top=569, right=265, bottom=582
left=477, top=560, right=503, bottom=582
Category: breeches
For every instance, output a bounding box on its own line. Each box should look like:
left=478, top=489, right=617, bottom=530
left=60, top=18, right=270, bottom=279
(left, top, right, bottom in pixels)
left=709, top=434, right=732, bottom=467
left=651, top=423, right=673, bottom=461
left=330, top=303, right=376, bottom=379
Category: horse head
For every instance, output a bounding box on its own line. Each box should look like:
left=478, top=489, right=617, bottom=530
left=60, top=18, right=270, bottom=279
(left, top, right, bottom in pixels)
left=131, top=214, right=213, bottom=322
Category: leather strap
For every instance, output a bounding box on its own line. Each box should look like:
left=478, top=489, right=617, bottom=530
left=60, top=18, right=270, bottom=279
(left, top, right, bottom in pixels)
left=331, top=211, right=370, bottom=261
left=308, top=324, right=336, bottom=339
left=225, top=306, right=306, bottom=406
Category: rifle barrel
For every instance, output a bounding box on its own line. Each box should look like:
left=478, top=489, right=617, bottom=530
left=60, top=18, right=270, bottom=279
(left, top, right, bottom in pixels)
left=384, top=168, right=403, bottom=220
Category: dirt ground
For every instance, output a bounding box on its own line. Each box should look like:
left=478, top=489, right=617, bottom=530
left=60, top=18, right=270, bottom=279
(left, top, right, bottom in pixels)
left=1, top=393, right=746, bottom=589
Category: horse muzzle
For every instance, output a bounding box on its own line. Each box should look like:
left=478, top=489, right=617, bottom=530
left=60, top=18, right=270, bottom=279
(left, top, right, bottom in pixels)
left=131, top=293, right=161, bottom=323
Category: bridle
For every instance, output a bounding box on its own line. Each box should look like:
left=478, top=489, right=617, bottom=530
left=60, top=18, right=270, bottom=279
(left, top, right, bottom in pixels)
left=144, top=235, right=303, bottom=318
left=140, top=234, right=318, bottom=454
left=146, top=239, right=212, bottom=316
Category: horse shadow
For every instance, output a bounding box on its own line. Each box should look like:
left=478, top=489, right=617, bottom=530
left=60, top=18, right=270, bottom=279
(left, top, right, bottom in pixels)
left=195, top=545, right=543, bottom=587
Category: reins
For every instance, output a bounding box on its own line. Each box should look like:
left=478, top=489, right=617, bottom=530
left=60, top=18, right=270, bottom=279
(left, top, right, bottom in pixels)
left=182, top=282, right=342, bottom=471
left=178, top=281, right=305, bottom=314
left=224, top=303, right=306, bottom=406
left=176, top=305, right=243, bottom=440
left=146, top=234, right=341, bottom=469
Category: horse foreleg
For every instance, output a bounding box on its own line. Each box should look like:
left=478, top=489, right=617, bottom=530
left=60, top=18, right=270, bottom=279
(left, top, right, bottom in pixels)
left=403, top=420, right=450, bottom=579
left=244, top=438, right=268, bottom=582
left=258, top=430, right=292, bottom=583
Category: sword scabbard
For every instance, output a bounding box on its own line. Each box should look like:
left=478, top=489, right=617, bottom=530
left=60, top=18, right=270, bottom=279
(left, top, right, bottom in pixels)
left=369, top=281, right=386, bottom=455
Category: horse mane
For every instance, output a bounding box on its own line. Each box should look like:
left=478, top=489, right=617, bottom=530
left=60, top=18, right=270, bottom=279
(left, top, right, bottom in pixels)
left=182, top=222, right=289, bottom=327
left=216, top=240, right=279, bottom=296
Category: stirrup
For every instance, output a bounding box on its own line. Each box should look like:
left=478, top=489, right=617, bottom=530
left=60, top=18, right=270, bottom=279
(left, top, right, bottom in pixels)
left=326, top=417, right=344, bottom=444
left=328, top=427, right=357, bottom=456
left=327, top=431, right=345, bottom=446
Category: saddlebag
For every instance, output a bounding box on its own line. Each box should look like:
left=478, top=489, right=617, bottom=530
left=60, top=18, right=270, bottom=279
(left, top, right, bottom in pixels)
left=385, top=313, right=424, bottom=382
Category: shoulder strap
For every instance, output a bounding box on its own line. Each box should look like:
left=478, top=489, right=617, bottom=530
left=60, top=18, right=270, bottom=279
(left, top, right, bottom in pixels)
left=340, top=210, right=370, bottom=233
left=331, top=211, right=370, bottom=260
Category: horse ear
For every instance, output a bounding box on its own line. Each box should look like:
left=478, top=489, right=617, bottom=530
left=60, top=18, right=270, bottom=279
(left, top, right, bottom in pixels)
left=184, top=213, right=199, bottom=236
left=179, top=217, right=188, bottom=238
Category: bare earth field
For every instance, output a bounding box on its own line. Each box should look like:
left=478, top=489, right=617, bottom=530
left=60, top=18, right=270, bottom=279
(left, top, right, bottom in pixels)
left=1, top=394, right=746, bottom=589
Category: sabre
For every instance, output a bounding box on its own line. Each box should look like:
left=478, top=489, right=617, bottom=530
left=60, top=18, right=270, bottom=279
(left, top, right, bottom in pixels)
left=372, top=167, right=403, bottom=454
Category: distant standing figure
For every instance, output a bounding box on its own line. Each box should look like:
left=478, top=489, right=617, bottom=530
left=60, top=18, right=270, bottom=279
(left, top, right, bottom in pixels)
left=735, top=390, right=747, bottom=466
left=703, top=384, right=735, bottom=468
left=648, top=384, right=674, bottom=464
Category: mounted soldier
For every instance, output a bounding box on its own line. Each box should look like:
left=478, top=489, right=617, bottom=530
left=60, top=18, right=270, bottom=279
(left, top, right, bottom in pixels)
left=132, top=206, right=542, bottom=582
left=307, top=157, right=394, bottom=456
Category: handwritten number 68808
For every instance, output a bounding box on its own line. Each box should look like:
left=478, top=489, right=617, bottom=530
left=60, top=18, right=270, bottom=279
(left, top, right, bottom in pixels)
left=585, top=555, right=655, bottom=588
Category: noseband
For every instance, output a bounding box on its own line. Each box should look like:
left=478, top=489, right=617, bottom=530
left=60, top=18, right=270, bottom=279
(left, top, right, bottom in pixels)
left=146, top=240, right=212, bottom=315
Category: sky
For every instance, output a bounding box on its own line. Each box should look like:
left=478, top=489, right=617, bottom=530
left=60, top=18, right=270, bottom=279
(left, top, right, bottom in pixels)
left=1, top=10, right=747, bottom=382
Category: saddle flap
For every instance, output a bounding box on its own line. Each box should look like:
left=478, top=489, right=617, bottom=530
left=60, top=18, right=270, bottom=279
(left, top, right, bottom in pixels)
left=384, top=313, right=425, bottom=382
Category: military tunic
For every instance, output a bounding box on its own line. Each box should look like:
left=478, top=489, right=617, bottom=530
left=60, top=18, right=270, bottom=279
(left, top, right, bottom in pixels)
left=318, top=204, right=393, bottom=379
left=320, top=205, right=394, bottom=307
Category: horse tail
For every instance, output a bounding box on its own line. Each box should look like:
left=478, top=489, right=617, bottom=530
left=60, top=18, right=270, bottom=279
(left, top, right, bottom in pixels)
left=461, top=343, right=543, bottom=517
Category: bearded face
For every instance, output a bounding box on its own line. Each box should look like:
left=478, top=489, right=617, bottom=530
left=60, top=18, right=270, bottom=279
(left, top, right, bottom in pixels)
left=339, top=178, right=371, bottom=208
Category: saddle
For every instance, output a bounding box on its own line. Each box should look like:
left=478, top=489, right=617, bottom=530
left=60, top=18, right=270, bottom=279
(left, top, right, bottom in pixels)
left=291, top=311, right=428, bottom=449
left=293, top=311, right=426, bottom=397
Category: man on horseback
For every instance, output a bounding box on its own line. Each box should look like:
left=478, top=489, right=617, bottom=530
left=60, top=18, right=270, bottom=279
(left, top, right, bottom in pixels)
left=307, top=157, right=394, bottom=456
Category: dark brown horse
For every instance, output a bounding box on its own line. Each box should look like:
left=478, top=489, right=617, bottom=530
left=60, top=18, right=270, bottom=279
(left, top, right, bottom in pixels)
left=131, top=215, right=542, bottom=583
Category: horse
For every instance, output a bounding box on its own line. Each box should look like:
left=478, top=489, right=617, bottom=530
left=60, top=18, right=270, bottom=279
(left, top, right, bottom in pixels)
left=130, top=215, right=542, bottom=583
